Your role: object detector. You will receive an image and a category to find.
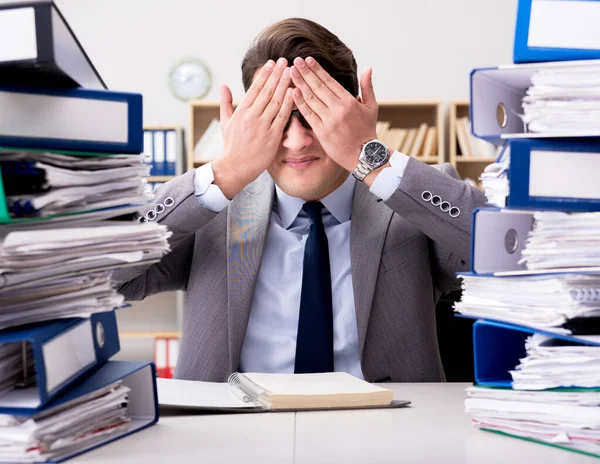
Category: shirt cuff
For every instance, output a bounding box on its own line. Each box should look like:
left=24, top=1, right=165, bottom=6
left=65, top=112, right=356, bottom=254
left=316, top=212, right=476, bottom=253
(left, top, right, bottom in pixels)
left=194, top=162, right=231, bottom=212
left=369, top=151, right=410, bottom=201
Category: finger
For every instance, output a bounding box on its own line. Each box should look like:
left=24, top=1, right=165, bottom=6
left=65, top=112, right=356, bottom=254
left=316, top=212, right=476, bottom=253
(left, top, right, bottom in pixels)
left=271, top=87, right=294, bottom=132
left=290, top=65, right=328, bottom=118
left=219, top=84, right=234, bottom=130
left=239, top=59, right=275, bottom=109
left=293, top=87, right=323, bottom=128
left=293, top=57, right=338, bottom=107
left=304, top=56, right=349, bottom=100
left=262, top=67, right=291, bottom=121
left=359, top=67, right=377, bottom=107
left=252, top=57, right=287, bottom=114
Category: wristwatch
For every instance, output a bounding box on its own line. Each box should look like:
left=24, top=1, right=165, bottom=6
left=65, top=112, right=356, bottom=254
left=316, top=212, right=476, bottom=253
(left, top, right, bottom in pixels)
left=351, top=139, right=390, bottom=181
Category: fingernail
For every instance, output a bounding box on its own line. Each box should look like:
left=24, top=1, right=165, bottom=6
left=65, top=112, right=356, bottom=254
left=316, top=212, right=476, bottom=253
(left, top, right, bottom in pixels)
left=306, top=57, right=315, bottom=66
left=265, top=60, right=275, bottom=71
left=282, top=68, right=290, bottom=79
left=297, top=58, right=305, bottom=68
left=277, top=57, right=287, bottom=67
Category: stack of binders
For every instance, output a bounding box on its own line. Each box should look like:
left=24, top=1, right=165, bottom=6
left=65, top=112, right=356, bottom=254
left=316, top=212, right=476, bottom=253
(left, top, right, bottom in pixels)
left=457, top=0, right=600, bottom=458
left=0, top=1, right=170, bottom=461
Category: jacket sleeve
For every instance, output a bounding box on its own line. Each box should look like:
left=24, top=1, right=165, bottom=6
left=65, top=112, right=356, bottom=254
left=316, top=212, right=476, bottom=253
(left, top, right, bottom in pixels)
left=383, top=158, right=488, bottom=293
left=112, top=169, right=219, bottom=301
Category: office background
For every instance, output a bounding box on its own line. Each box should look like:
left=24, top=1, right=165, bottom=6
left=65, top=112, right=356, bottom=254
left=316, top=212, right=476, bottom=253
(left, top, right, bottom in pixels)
left=49, top=0, right=518, bottom=362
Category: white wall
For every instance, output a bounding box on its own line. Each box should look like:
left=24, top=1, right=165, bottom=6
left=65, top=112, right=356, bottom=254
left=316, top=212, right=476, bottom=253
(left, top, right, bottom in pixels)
left=54, top=0, right=518, bottom=130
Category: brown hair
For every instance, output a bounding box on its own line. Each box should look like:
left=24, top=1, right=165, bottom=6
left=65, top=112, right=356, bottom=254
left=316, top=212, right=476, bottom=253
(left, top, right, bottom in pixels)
left=241, top=18, right=358, bottom=96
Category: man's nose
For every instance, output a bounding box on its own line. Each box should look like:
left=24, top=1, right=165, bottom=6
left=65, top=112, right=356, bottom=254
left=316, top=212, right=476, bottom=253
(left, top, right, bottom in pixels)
left=282, top=116, right=313, bottom=152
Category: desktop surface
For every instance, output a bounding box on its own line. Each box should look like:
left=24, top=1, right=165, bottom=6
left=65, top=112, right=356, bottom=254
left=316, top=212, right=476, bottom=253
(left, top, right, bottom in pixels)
left=73, top=382, right=596, bottom=463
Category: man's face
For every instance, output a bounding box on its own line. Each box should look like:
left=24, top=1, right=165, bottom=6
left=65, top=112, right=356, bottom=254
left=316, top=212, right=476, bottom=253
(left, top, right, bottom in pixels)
left=251, top=69, right=350, bottom=201
left=267, top=109, right=349, bottom=201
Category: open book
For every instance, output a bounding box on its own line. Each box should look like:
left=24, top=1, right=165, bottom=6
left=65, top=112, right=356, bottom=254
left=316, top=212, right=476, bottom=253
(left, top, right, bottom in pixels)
left=157, top=372, right=408, bottom=412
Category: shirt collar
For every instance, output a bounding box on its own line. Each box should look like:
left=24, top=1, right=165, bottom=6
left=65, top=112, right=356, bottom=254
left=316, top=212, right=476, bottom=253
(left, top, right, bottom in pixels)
left=275, top=174, right=355, bottom=229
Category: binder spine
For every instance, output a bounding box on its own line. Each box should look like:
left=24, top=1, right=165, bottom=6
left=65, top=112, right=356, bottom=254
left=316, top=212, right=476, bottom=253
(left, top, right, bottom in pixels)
left=227, top=373, right=267, bottom=406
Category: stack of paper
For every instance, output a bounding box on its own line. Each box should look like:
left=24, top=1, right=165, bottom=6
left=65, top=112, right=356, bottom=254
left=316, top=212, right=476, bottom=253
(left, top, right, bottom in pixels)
left=1, top=150, right=152, bottom=218
left=509, top=333, right=600, bottom=390
left=480, top=145, right=510, bottom=207
left=0, top=381, right=130, bottom=462
left=0, top=223, right=171, bottom=293
left=520, top=64, right=600, bottom=135
left=0, top=272, right=122, bottom=330
left=0, top=343, right=35, bottom=398
left=520, top=212, right=600, bottom=269
left=454, top=273, right=600, bottom=331
left=465, top=386, right=600, bottom=456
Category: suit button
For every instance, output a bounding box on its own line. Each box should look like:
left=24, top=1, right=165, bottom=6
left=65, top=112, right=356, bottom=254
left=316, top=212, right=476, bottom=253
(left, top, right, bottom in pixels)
left=137, top=216, right=148, bottom=223
left=440, top=201, right=451, bottom=212
left=449, top=206, right=461, bottom=218
left=146, top=209, right=157, bottom=221
left=421, top=191, right=432, bottom=202
left=155, top=203, right=166, bottom=214
left=431, top=195, right=442, bottom=206
left=164, top=197, right=175, bottom=207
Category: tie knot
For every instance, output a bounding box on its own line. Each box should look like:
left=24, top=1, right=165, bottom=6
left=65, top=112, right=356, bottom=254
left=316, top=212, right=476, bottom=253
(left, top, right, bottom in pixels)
left=302, top=201, right=324, bottom=224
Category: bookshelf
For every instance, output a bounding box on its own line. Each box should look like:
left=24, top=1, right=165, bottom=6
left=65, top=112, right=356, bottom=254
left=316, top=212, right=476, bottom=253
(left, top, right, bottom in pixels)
left=377, top=101, right=444, bottom=164
left=187, top=100, right=445, bottom=169
left=449, top=101, right=497, bottom=188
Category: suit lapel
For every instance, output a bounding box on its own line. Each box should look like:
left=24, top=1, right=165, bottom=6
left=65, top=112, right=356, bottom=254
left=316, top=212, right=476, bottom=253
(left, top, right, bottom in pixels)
left=350, top=182, right=394, bottom=355
left=227, top=172, right=274, bottom=372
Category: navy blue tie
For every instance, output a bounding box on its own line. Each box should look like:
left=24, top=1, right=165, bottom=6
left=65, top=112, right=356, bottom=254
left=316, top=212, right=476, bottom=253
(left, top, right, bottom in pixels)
left=294, top=201, right=334, bottom=373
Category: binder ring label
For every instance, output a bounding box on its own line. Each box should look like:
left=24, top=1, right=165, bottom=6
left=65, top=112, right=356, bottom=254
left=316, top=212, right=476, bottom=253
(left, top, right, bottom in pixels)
left=95, top=322, right=105, bottom=348
left=504, top=229, right=519, bottom=254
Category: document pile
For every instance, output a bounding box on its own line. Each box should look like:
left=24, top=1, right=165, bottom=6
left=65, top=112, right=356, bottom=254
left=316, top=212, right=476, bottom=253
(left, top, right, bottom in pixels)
left=0, top=1, right=162, bottom=461
left=455, top=274, right=600, bottom=333
left=1, top=151, right=152, bottom=218
left=520, top=212, right=600, bottom=270
left=459, top=0, right=600, bottom=458
left=520, top=64, right=600, bottom=135
left=0, top=381, right=130, bottom=462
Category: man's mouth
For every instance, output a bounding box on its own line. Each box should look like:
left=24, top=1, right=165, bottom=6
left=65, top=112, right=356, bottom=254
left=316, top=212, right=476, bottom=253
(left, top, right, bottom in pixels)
left=283, top=157, right=319, bottom=168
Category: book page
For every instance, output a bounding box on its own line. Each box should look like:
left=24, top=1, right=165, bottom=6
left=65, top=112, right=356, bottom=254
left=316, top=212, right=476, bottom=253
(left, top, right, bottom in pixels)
left=243, top=372, right=390, bottom=396
left=156, top=378, right=260, bottom=410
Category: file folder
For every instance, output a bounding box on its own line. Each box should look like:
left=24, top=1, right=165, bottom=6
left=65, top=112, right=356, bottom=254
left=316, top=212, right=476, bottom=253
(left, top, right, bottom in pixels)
left=0, top=85, right=143, bottom=153
left=0, top=311, right=119, bottom=413
left=514, top=0, right=600, bottom=63
left=473, top=319, right=600, bottom=388
left=470, top=207, right=533, bottom=275
left=508, top=139, right=600, bottom=212
left=0, top=0, right=105, bottom=89
left=0, top=361, right=158, bottom=463
left=470, top=60, right=600, bottom=144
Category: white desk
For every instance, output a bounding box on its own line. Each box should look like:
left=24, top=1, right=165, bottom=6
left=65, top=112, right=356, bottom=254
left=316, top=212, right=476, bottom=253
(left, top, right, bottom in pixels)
left=74, top=383, right=597, bottom=463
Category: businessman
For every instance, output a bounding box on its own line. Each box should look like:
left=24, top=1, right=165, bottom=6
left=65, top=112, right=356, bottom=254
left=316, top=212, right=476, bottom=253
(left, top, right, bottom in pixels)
left=114, top=18, right=487, bottom=383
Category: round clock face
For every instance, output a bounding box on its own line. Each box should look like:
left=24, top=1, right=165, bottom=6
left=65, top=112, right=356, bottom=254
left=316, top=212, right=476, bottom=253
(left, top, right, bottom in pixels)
left=168, top=59, right=211, bottom=101
left=364, top=141, right=387, bottom=165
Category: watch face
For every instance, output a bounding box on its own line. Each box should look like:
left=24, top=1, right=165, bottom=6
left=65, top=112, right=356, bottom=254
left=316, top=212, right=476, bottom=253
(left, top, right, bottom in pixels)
left=364, top=141, right=388, bottom=166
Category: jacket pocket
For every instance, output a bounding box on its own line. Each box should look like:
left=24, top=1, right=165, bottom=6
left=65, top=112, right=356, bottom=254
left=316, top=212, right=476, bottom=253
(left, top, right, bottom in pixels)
left=381, top=233, right=428, bottom=272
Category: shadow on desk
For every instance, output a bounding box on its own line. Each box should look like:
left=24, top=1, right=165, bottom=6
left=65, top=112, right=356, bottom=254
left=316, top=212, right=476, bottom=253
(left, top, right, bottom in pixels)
left=436, top=290, right=475, bottom=383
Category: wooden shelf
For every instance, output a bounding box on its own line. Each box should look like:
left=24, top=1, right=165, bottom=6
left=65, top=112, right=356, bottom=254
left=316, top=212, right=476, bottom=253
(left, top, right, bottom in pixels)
left=120, top=331, right=182, bottom=339
left=449, top=101, right=498, bottom=188
left=147, top=176, right=175, bottom=182
left=455, top=157, right=497, bottom=164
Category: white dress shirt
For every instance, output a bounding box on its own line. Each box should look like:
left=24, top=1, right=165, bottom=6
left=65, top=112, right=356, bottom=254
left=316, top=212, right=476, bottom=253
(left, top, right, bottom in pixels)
left=193, top=152, right=410, bottom=377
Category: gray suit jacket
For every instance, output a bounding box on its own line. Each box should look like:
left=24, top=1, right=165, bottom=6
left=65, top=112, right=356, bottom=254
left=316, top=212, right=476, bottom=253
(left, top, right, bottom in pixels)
left=113, top=158, right=487, bottom=382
